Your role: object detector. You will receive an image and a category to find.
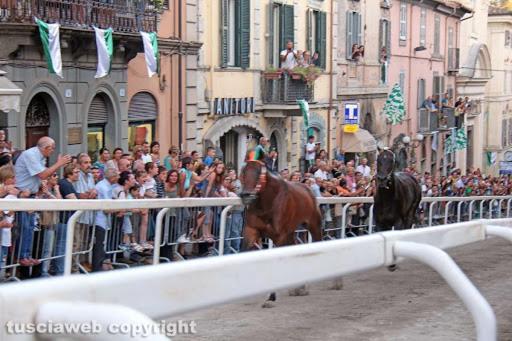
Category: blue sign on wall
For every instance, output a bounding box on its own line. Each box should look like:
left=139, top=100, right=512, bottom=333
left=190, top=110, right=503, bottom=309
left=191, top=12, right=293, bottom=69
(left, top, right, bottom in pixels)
left=344, top=103, right=360, bottom=125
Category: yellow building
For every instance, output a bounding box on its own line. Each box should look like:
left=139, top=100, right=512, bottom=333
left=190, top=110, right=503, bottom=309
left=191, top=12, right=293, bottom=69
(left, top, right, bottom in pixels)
left=187, top=0, right=336, bottom=172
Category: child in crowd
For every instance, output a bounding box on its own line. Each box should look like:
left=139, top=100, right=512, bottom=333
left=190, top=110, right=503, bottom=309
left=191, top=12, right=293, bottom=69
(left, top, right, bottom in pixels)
left=0, top=166, right=16, bottom=272
left=134, top=171, right=153, bottom=250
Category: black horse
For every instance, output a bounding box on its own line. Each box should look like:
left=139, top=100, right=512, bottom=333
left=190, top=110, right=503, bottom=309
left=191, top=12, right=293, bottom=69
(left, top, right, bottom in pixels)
left=374, top=149, right=422, bottom=231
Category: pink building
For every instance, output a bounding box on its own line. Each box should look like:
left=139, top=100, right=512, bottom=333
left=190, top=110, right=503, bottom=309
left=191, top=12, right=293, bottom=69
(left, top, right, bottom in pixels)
left=388, top=0, right=470, bottom=175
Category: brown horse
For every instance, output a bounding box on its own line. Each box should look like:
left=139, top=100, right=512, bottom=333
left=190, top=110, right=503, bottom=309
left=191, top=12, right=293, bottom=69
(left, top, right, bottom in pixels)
left=239, top=160, right=323, bottom=306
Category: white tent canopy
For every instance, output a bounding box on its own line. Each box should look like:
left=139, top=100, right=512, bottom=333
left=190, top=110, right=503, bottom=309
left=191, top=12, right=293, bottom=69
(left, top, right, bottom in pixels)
left=0, top=70, right=21, bottom=113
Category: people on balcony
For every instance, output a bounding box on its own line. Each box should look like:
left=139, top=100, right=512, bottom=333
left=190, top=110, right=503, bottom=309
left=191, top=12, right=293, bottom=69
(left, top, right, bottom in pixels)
left=280, top=40, right=298, bottom=69
left=351, top=44, right=364, bottom=62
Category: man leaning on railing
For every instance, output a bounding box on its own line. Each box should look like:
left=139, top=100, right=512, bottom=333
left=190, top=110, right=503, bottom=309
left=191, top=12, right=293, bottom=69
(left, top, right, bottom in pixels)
left=14, top=137, right=71, bottom=267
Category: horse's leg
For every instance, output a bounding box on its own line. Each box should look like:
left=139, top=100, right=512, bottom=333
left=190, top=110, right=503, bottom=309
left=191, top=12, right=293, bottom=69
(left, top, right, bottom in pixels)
left=306, top=209, right=323, bottom=242
left=242, top=225, right=261, bottom=251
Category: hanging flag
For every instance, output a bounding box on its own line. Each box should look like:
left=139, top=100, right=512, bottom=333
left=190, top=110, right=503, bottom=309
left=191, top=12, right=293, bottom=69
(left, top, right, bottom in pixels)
left=298, top=99, right=314, bottom=136
left=140, top=31, right=159, bottom=77
left=455, top=125, right=468, bottom=150
left=93, top=27, right=113, bottom=78
left=444, top=128, right=456, bottom=155
left=487, top=151, right=497, bottom=166
left=35, top=18, right=63, bottom=78
left=431, top=131, right=438, bottom=152
left=383, top=84, right=406, bottom=125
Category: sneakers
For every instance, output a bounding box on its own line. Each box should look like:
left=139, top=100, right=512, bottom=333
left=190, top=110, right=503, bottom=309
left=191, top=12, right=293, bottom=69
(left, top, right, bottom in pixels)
left=119, top=243, right=131, bottom=252
left=140, top=242, right=154, bottom=251
left=177, top=234, right=191, bottom=243
left=130, top=243, right=145, bottom=253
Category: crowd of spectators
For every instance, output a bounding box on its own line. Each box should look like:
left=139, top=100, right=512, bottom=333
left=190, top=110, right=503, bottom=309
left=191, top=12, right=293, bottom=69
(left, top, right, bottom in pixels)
left=0, top=131, right=510, bottom=279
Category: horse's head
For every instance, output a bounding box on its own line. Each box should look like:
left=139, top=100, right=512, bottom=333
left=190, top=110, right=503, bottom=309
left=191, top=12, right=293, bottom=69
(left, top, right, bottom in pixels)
left=376, top=149, right=395, bottom=189
left=239, top=160, right=267, bottom=206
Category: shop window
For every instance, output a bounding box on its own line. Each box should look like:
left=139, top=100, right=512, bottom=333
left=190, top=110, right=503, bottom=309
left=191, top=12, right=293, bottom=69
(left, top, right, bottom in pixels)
left=87, top=125, right=105, bottom=163
left=128, top=121, right=155, bottom=151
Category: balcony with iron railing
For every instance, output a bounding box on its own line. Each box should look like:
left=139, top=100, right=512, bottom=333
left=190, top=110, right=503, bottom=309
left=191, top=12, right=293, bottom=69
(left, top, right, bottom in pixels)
left=262, top=73, right=314, bottom=105
left=0, top=0, right=158, bottom=32
left=419, top=107, right=459, bottom=132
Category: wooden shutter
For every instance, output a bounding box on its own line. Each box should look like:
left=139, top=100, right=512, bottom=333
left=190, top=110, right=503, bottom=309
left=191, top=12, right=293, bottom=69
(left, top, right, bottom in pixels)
left=316, top=11, right=327, bottom=69
left=356, top=12, right=361, bottom=45
left=434, top=15, right=440, bottom=55
left=220, top=0, right=229, bottom=67
left=88, top=95, right=108, bottom=125
left=268, top=2, right=274, bottom=66
left=417, top=79, right=425, bottom=109
left=281, top=4, right=294, bottom=51
left=420, top=8, right=426, bottom=47
left=128, top=92, right=158, bottom=121
left=240, top=0, right=250, bottom=69
left=306, top=9, right=313, bottom=52
left=346, top=11, right=353, bottom=59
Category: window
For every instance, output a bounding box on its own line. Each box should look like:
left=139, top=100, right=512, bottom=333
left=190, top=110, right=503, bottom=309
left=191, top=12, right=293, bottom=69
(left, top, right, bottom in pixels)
left=419, top=8, right=426, bottom=47
left=434, top=15, right=441, bottom=56
left=399, top=70, right=405, bottom=93
left=399, top=2, right=407, bottom=42
left=417, top=78, right=426, bottom=109
left=307, top=9, right=327, bottom=69
left=433, top=75, right=444, bottom=100
left=379, top=19, right=390, bottom=84
left=346, top=11, right=362, bottom=59
left=128, top=121, right=155, bottom=151
left=268, top=3, right=294, bottom=67
left=221, top=0, right=250, bottom=68
left=87, top=126, right=105, bottom=163
left=503, top=119, right=508, bottom=148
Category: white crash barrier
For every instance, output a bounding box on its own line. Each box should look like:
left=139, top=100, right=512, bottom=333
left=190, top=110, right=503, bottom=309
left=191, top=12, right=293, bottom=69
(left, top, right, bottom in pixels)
left=0, top=219, right=510, bottom=340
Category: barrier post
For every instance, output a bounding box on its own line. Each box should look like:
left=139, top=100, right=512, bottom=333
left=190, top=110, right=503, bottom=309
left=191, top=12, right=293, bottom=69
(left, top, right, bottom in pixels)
left=468, top=200, right=475, bottom=220
left=152, top=208, right=170, bottom=265
left=457, top=201, right=464, bottom=222
left=64, top=210, right=84, bottom=276
left=340, top=204, right=351, bottom=238
left=393, top=241, right=496, bottom=341
left=218, top=205, right=234, bottom=256
left=428, top=202, right=436, bottom=226
left=368, top=204, right=374, bottom=234
left=444, top=201, right=451, bottom=225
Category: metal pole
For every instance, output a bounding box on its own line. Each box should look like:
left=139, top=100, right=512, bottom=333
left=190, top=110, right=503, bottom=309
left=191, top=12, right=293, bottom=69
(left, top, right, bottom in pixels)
left=444, top=201, right=451, bottom=225
left=393, top=241, right=496, bottom=341
left=218, top=205, right=234, bottom=256
left=152, top=208, right=169, bottom=265
left=64, top=210, right=84, bottom=276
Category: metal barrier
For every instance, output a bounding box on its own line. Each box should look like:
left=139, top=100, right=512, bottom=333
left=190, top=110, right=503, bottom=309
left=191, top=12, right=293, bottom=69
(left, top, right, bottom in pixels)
left=0, top=218, right=510, bottom=340
left=0, top=196, right=511, bottom=276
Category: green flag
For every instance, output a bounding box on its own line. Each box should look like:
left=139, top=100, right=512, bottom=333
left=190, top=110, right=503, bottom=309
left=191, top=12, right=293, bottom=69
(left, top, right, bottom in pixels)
left=444, top=128, right=456, bottom=155
left=383, top=84, right=406, bottom=125
left=455, top=125, right=468, bottom=150
left=298, top=99, right=314, bottom=136
left=35, top=18, right=63, bottom=78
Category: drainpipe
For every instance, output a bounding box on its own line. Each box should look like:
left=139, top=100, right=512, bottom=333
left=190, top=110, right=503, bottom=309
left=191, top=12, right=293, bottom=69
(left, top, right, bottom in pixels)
left=178, top=0, right=183, bottom=151
left=328, top=0, right=334, bottom=156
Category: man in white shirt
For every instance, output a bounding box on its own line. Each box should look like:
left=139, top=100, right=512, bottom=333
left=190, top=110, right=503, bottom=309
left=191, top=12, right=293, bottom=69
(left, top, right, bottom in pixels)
left=314, top=161, right=329, bottom=180
left=305, top=135, right=317, bottom=169
left=356, top=158, right=371, bottom=178
left=280, top=40, right=298, bottom=69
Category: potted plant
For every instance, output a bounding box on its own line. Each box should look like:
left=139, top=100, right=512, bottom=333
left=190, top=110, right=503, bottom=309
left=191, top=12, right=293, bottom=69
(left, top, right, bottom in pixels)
left=263, top=67, right=283, bottom=80
left=290, top=66, right=321, bottom=85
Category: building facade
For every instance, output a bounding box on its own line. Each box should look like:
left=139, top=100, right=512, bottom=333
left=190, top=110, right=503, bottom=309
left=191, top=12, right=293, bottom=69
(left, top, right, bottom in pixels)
left=187, top=0, right=336, bottom=172
left=486, top=5, right=512, bottom=175
left=457, top=0, right=492, bottom=174
left=127, top=1, right=201, bottom=156
left=386, top=0, right=470, bottom=175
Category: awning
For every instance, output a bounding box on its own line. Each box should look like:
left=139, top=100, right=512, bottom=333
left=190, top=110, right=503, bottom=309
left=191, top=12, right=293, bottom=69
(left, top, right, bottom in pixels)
left=0, top=70, right=21, bottom=113
left=341, top=128, right=377, bottom=153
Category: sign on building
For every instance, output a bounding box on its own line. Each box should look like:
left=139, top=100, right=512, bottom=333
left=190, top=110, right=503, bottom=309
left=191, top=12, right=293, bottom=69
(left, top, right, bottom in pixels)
left=499, top=161, right=512, bottom=175
left=343, top=102, right=359, bottom=133
left=213, top=97, right=255, bottom=116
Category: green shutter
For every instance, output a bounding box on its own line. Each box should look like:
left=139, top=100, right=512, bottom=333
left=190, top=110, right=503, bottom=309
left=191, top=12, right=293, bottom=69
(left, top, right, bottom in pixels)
left=316, top=11, right=326, bottom=69
left=220, top=0, right=229, bottom=67
left=240, top=0, right=250, bottom=69
left=268, top=2, right=274, bottom=66
left=281, top=4, right=294, bottom=50
left=346, top=11, right=353, bottom=59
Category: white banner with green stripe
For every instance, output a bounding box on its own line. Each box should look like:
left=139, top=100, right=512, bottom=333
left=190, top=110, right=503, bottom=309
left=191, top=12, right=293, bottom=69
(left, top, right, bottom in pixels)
left=140, top=31, right=159, bottom=77
left=93, top=27, right=113, bottom=79
left=35, top=18, right=63, bottom=78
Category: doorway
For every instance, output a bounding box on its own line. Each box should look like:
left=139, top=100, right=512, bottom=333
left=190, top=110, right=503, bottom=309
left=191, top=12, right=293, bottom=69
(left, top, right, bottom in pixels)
left=25, top=94, right=50, bottom=149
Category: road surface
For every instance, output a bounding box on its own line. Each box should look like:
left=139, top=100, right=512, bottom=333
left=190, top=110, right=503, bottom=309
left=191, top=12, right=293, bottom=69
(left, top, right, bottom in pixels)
left=170, top=237, right=512, bottom=341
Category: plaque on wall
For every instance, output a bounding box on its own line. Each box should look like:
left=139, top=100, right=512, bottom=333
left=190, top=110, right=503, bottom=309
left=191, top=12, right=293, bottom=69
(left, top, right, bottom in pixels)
left=67, top=127, right=82, bottom=145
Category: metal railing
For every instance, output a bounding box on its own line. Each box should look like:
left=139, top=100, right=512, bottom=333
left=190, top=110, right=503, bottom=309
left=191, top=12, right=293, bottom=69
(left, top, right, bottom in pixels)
left=0, top=218, right=511, bottom=340
left=0, top=0, right=157, bottom=32
left=262, top=73, right=314, bottom=104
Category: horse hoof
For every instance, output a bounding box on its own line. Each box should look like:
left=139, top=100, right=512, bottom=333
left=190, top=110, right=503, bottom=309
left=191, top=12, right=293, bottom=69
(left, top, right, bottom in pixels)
left=261, top=301, right=276, bottom=308
left=388, top=264, right=398, bottom=272
left=328, top=278, right=344, bottom=290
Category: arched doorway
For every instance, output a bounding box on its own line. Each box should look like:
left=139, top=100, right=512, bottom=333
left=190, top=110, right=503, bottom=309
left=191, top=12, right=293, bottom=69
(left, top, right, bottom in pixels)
left=128, top=92, right=157, bottom=151
left=25, top=94, right=50, bottom=149
left=87, top=93, right=115, bottom=162
left=220, top=126, right=261, bottom=172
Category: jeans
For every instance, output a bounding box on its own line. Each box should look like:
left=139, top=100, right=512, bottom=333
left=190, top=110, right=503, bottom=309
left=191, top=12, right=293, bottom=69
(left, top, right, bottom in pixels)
left=0, top=245, right=8, bottom=274
left=92, top=226, right=106, bottom=272
left=41, top=223, right=67, bottom=276
left=225, top=211, right=244, bottom=254
left=17, top=212, right=36, bottom=259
